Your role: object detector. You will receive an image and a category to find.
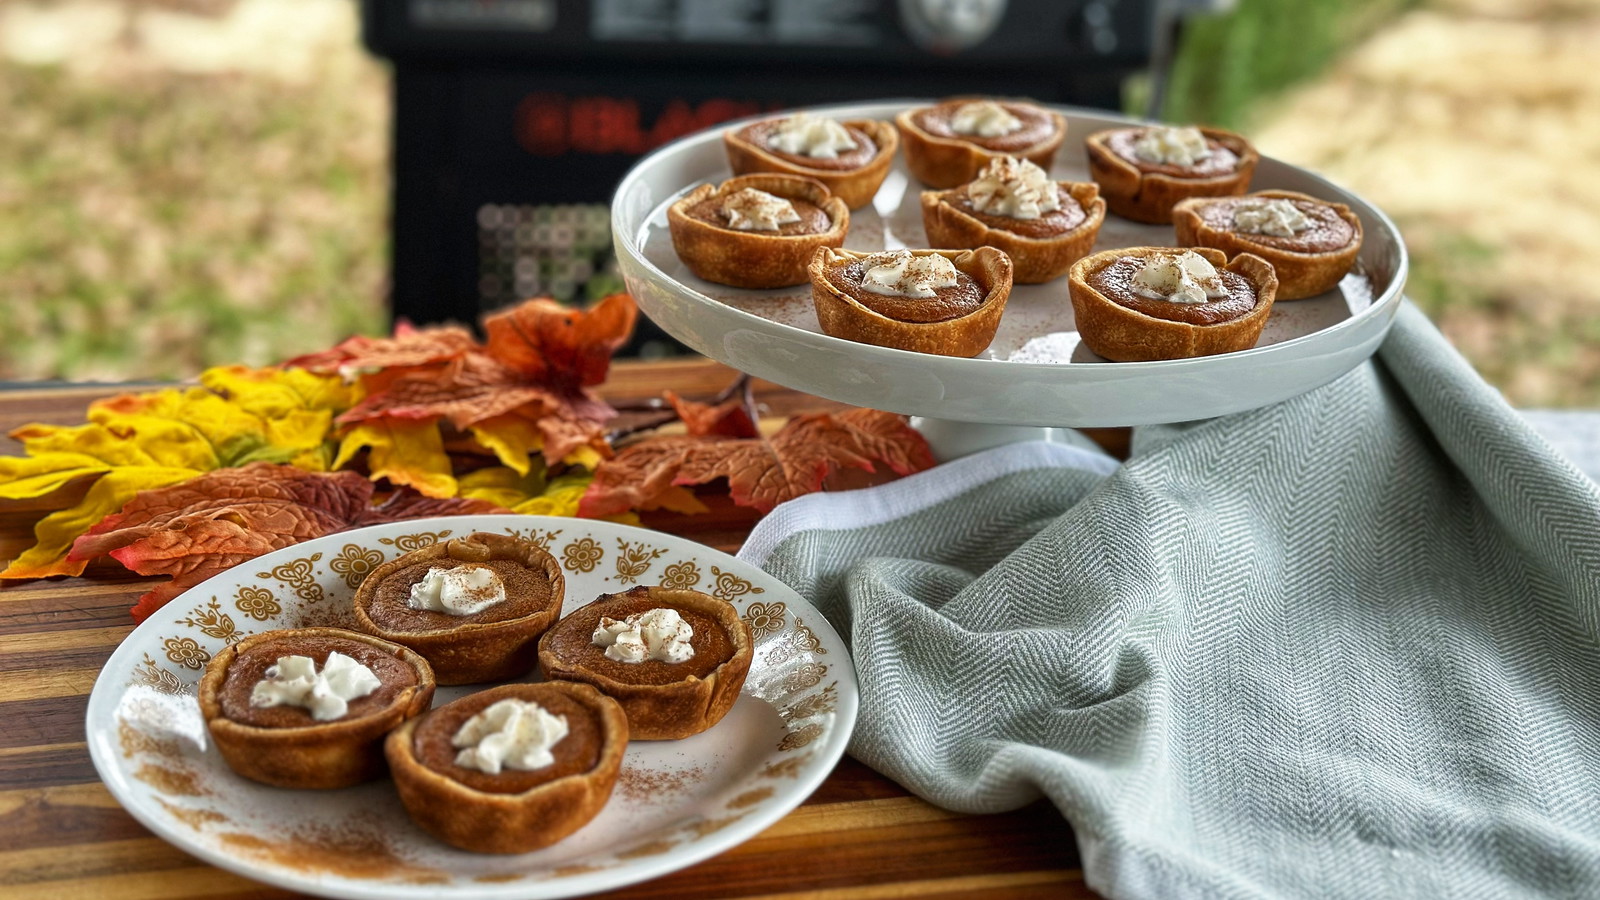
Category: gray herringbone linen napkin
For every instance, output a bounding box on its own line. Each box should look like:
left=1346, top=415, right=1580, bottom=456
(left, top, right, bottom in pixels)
left=738, top=302, right=1600, bottom=900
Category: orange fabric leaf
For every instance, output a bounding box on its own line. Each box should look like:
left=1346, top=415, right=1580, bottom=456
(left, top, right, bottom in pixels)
left=665, top=390, right=760, bottom=439
left=284, top=321, right=478, bottom=373
left=68, top=463, right=503, bottom=621
left=578, top=409, right=935, bottom=516
left=484, top=293, right=637, bottom=388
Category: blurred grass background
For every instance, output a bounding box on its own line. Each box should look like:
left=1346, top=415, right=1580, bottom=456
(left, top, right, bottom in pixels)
left=1, top=0, right=1597, bottom=405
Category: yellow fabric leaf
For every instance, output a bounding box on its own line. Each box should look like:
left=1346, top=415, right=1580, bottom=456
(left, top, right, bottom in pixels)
left=457, top=465, right=547, bottom=510
left=0, top=453, right=113, bottom=499
left=562, top=445, right=606, bottom=471
left=0, top=466, right=199, bottom=579
left=15, top=419, right=220, bottom=471
left=467, top=414, right=545, bottom=476
left=336, top=419, right=457, bottom=498
left=201, top=365, right=363, bottom=414
left=90, top=389, right=266, bottom=462
left=510, top=471, right=594, bottom=518
left=200, top=366, right=358, bottom=451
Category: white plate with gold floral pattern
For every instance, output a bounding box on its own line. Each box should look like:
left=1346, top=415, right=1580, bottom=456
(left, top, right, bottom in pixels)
left=86, top=515, right=856, bottom=900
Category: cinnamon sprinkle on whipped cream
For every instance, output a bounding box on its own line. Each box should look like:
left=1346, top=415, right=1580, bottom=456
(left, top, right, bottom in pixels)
left=1131, top=251, right=1229, bottom=304
left=1231, top=198, right=1312, bottom=237
left=1133, top=126, right=1212, bottom=167
left=859, top=250, right=961, bottom=299
left=719, top=187, right=803, bottom=232
left=767, top=114, right=857, bottom=159
left=950, top=101, right=1023, bottom=138
left=967, top=156, right=1060, bottom=220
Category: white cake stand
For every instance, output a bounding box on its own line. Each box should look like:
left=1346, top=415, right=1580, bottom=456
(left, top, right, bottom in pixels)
left=611, top=101, right=1407, bottom=459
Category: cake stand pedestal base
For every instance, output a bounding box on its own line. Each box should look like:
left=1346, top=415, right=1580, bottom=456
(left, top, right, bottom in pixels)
left=910, top=418, right=1081, bottom=463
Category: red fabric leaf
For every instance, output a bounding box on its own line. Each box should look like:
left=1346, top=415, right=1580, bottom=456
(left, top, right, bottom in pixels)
left=69, top=462, right=505, bottom=622
left=666, top=390, right=760, bottom=439
left=579, top=409, right=935, bottom=516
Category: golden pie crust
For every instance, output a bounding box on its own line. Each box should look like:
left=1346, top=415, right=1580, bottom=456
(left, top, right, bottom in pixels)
left=352, top=532, right=564, bottom=685
left=724, top=118, right=898, bottom=210
left=1085, top=127, right=1259, bottom=225
left=386, top=682, right=627, bottom=854
left=1172, top=190, right=1363, bottom=300
left=1067, top=246, right=1278, bottom=361
left=667, top=174, right=850, bottom=289
left=921, top=181, right=1105, bottom=284
left=198, top=627, right=435, bottom=789
left=896, top=101, right=1067, bottom=189
left=538, top=586, right=753, bottom=741
left=808, top=246, right=1013, bottom=358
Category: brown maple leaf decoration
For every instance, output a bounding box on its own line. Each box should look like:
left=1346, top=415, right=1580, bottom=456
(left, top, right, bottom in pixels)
left=296, top=294, right=638, bottom=466
left=68, top=462, right=504, bottom=621
left=578, top=408, right=935, bottom=517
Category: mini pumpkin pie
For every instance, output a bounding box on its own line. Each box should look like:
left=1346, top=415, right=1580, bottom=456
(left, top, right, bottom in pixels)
left=921, top=155, right=1105, bottom=284
left=1172, top=190, right=1363, bottom=300
left=724, top=112, right=897, bottom=210
left=198, top=627, right=435, bottom=789
left=352, top=532, right=563, bottom=685
left=538, top=585, right=753, bottom=740
left=1067, top=246, right=1278, bottom=361
left=807, top=246, right=1012, bottom=357
left=897, top=98, right=1067, bottom=189
left=386, top=681, right=627, bottom=854
left=1085, top=124, right=1259, bottom=224
left=667, top=174, right=849, bottom=289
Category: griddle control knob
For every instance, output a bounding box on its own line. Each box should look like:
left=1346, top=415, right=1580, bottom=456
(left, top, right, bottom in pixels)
left=899, top=0, right=1008, bottom=53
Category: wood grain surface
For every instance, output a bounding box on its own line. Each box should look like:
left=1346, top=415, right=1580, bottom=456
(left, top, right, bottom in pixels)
left=0, top=359, right=1095, bottom=900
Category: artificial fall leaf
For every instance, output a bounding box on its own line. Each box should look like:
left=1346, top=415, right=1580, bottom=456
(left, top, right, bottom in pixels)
left=665, top=390, right=760, bottom=439
left=484, top=293, right=637, bottom=389
left=68, top=462, right=504, bottom=621
left=457, top=465, right=598, bottom=517
left=282, top=321, right=478, bottom=376
left=0, top=367, right=362, bottom=579
left=334, top=418, right=458, bottom=499
left=319, top=296, right=637, bottom=468
left=578, top=408, right=935, bottom=517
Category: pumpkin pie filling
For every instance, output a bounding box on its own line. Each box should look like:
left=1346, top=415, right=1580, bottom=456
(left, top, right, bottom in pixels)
left=364, top=559, right=555, bottom=634
left=216, top=634, right=419, bottom=728
left=735, top=119, right=877, bottom=171
left=411, top=688, right=603, bottom=794
left=1193, top=196, right=1355, bottom=253
left=1104, top=127, right=1240, bottom=178
left=542, top=593, right=734, bottom=685
left=913, top=100, right=1058, bottom=152
left=828, top=254, right=985, bottom=324
left=954, top=184, right=1086, bottom=238
left=1086, top=254, right=1258, bottom=326
left=684, top=194, right=831, bottom=236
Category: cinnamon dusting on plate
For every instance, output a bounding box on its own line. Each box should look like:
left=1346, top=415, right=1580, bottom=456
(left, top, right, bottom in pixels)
left=726, top=786, right=775, bottom=809
left=218, top=824, right=448, bottom=883
left=118, top=720, right=181, bottom=760
left=134, top=762, right=207, bottom=796
left=615, top=764, right=707, bottom=805
left=155, top=798, right=228, bottom=829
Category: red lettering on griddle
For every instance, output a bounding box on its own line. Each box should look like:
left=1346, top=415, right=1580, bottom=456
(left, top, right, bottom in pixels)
left=515, top=94, right=777, bottom=156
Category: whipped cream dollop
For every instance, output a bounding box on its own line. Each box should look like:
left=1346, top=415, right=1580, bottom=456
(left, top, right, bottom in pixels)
left=966, top=156, right=1061, bottom=220
left=452, top=698, right=569, bottom=774
left=1133, top=125, right=1212, bottom=167
left=720, top=187, right=803, bottom=232
left=767, top=114, right=857, bottom=159
left=1231, top=197, right=1312, bottom=237
left=408, top=564, right=506, bottom=616
left=859, top=250, right=961, bottom=299
left=592, top=607, right=695, bottom=664
left=950, top=100, right=1022, bottom=138
left=250, top=652, right=381, bottom=722
left=1131, top=251, right=1229, bottom=305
